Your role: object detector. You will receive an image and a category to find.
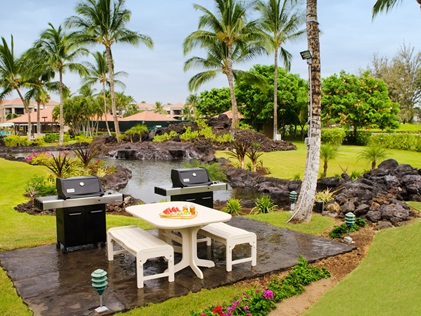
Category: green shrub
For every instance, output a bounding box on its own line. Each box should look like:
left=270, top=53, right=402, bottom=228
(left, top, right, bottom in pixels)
left=33, top=137, right=45, bottom=146
left=25, top=174, right=57, bottom=198
left=25, top=152, right=53, bottom=165
left=343, top=130, right=371, bottom=146
left=180, top=126, right=199, bottom=141
left=43, top=133, right=59, bottom=143
left=329, top=218, right=367, bottom=238
left=4, top=135, right=29, bottom=147
left=215, top=133, right=233, bottom=144
left=321, top=128, right=346, bottom=146
left=369, top=133, right=421, bottom=151
left=153, top=130, right=178, bottom=142
left=222, top=198, right=242, bottom=215
left=252, top=195, right=277, bottom=214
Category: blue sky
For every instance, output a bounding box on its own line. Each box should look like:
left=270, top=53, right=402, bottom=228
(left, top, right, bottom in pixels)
left=0, top=0, right=420, bottom=104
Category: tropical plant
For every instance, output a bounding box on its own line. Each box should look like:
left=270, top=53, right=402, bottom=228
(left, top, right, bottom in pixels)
left=255, top=0, right=305, bottom=140
left=226, top=139, right=251, bottom=169
left=320, top=143, right=339, bottom=178
left=73, top=147, right=99, bottom=169
left=183, top=0, right=265, bottom=127
left=82, top=51, right=127, bottom=135
left=124, top=124, right=148, bottom=142
left=153, top=101, right=167, bottom=115
left=251, top=195, right=277, bottom=214
left=246, top=143, right=264, bottom=172
left=41, top=152, right=75, bottom=178
left=182, top=159, right=227, bottom=182
left=0, top=36, right=33, bottom=140
left=372, top=0, right=421, bottom=17
left=358, top=143, right=388, bottom=169
left=66, top=0, right=153, bottom=140
left=34, top=23, right=88, bottom=145
left=314, top=188, right=335, bottom=204
left=289, top=0, right=321, bottom=223
left=221, top=198, right=242, bottom=215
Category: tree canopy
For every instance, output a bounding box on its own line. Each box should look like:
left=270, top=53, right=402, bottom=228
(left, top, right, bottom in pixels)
left=322, top=71, right=400, bottom=140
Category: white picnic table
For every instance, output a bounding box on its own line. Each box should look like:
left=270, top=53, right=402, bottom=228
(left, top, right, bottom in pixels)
left=126, top=201, right=232, bottom=279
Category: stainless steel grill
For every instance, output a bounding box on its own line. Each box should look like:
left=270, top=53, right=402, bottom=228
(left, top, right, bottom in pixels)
left=155, top=168, right=228, bottom=208
left=35, top=176, right=123, bottom=253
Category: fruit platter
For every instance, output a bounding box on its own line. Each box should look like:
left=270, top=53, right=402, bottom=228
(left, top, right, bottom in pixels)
left=159, top=206, right=197, bottom=219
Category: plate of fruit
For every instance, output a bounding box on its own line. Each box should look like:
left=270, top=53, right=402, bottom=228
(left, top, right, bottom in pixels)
left=159, top=206, right=197, bottom=219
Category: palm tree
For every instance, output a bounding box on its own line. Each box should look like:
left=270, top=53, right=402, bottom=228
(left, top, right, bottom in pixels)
left=0, top=36, right=33, bottom=139
left=372, top=0, right=421, bottom=17
left=21, top=47, right=59, bottom=137
left=66, top=0, right=153, bottom=140
left=255, top=0, right=305, bottom=141
left=183, top=0, right=265, bottom=128
left=34, top=23, right=87, bottom=145
left=320, top=143, right=338, bottom=178
left=358, top=144, right=388, bottom=169
left=82, top=51, right=127, bottom=136
left=153, top=101, right=167, bottom=115
left=288, top=0, right=321, bottom=223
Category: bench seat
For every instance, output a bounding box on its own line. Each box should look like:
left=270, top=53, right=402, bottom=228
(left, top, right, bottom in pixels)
left=199, top=222, right=257, bottom=272
left=107, top=225, right=174, bottom=288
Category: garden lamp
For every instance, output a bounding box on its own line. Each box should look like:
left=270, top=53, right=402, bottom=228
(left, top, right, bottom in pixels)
left=344, top=212, right=356, bottom=243
left=91, top=269, right=109, bottom=313
left=289, top=191, right=297, bottom=204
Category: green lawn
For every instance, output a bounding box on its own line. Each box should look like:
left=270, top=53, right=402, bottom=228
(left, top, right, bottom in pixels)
left=216, top=141, right=421, bottom=180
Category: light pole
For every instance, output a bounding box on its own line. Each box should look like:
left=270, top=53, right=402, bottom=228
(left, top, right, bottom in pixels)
left=300, top=50, right=313, bottom=147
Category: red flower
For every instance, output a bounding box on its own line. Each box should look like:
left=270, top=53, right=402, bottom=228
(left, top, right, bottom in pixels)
left=212, top=306, right=223, bottom=314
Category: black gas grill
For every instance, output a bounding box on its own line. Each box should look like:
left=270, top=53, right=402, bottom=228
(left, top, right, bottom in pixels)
left=155, top=168, right=228, bottom=208
left=35, top=176, right=123, bottom=253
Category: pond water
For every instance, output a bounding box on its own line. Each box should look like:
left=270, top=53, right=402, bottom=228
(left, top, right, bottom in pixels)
left=104, top=159, right=232, bottom=203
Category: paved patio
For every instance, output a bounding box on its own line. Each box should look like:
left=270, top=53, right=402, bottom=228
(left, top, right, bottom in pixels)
left=0, top=217, right=354, bottom=316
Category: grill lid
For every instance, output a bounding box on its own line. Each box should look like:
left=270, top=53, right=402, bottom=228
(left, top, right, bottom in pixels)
left=171, top=168, right=213, bottom=187
left=56, top=176, right=104, bottom=200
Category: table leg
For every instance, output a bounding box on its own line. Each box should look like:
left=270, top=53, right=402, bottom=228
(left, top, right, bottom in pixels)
left=173, top=227, right=215, bottom=279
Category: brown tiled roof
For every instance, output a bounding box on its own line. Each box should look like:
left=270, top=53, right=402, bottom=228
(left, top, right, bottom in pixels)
left=120, top=110, right=177, bottom=121
left=7, top=106, right=57, bottom=123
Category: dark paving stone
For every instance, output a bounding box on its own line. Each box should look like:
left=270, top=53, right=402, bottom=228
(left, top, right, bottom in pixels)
left=0, top=217, right=354, bottom=316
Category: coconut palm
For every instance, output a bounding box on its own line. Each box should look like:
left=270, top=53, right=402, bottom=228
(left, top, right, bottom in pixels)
left=66, top=0, right=153, bottom=140
left=21, top=47, right=59, bottom=137
left=82, top=51, right=127, bottom=136
left=255, top=0, right=305, bottom=140
left=0, top=36, right=33, bottom=139
left=34, top=23, right=87, bottom=145
left=288, top=0, right=321, bottom=223
left=183, top=0, right=265, bottom=128
left=372, top=0, right=421, bottom=17
left=153, top=101, right=167, bottom=115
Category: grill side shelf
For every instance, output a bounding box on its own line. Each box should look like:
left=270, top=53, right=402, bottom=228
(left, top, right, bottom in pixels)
left=154, top=183, right=228, bottom=196
left=34, top=193, right=123, bottom=210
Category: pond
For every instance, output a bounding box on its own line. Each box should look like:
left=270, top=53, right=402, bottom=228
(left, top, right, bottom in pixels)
left=104, top=159, right=233, bottom=203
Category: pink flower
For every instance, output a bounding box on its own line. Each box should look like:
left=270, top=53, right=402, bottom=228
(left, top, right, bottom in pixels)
left=263, top=289, right=274, bottom=300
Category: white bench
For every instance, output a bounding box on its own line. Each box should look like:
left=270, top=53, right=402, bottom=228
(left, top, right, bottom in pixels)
left=199, top=223, right=257, bottom=272
left=107, top=225, right=175, bottom=288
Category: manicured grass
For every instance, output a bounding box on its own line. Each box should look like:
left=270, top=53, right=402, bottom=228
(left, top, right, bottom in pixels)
left=216, top=141, right=421, bottom=180
left=304, top=219, right=421, bottom=315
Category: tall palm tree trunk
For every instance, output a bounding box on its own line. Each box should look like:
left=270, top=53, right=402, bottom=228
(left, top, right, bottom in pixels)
left=15, top=88, right=32, bottom=140
left=105, top=47, right=120, bottom=140
left=273, top=47, right=279, bottom=141
left=288, top=0, right=321, bottom=223
left=58, top=71, right=64, bottom=146
left=227, top=49, right=239, bottom=128
left=36, top=101, right=41, bottom=137
left=102, top=82, right=111, bottom=136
